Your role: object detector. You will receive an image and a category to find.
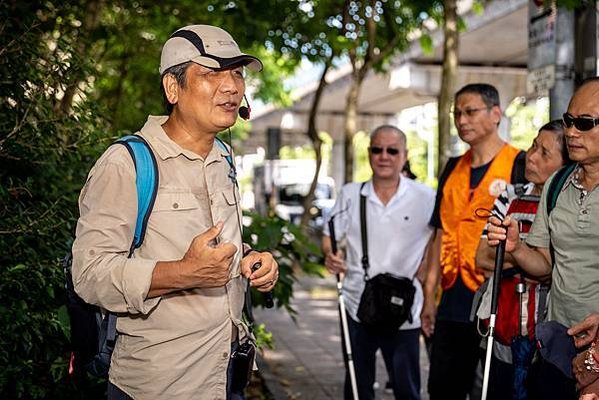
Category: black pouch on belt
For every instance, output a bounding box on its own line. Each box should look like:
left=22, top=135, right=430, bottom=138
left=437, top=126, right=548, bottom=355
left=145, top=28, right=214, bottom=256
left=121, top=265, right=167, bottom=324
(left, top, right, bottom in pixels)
left=230, top=338, right=256, bottom=393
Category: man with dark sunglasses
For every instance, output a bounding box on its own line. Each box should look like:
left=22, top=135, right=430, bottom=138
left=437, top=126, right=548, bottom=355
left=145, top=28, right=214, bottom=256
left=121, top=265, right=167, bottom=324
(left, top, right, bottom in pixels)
left=486, top=77, right=599, bottom=400
left=322, top=125, right=435, bottom=400
left=422, top=83, right=526, bottom=400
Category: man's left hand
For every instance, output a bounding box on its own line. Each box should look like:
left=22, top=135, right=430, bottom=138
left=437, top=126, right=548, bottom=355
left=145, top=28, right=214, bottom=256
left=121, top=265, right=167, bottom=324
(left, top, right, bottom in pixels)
left=569, top=313, right=599, bottom=348
left=241, top=251, right=278, bottom=292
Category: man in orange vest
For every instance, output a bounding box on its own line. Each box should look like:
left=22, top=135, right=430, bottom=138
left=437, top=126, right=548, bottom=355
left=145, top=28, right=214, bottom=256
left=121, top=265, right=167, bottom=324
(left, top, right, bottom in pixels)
left=421, top=83, right=526, bottom=399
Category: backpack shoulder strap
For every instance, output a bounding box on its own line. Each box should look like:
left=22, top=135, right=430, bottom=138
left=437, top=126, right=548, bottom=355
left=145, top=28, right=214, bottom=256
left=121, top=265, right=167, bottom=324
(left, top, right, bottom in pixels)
left=214, top=137, right=237, bottom=186
left=114, top=134, right=159, bottom=254
left=214, top=137, right=233, bottom=167
left=546, top=163, right=576, bottom=217
left=545, top=162, right=576, bottom=267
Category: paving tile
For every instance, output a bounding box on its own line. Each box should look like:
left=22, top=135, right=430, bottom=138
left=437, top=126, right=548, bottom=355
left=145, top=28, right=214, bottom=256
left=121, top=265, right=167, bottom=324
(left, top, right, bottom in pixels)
left=255, top=274, right=430, bottom=400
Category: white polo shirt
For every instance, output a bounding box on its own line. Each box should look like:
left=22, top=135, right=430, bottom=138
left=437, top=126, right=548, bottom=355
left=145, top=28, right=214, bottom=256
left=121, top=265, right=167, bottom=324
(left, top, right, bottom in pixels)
left=323, top=178, right=435, bottom=330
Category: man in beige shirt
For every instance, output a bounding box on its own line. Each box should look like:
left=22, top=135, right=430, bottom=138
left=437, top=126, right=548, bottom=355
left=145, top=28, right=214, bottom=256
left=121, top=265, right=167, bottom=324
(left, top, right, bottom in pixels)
left=72, top=25, right=278, bottom=400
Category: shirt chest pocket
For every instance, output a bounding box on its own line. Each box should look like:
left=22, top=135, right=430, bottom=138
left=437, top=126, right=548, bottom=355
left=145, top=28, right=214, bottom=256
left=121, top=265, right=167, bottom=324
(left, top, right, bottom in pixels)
left=153, top=191, right=206, bottom=212
left=211, top=186, right=239, bottom=224
left=147, top=191, right=212, bottom=246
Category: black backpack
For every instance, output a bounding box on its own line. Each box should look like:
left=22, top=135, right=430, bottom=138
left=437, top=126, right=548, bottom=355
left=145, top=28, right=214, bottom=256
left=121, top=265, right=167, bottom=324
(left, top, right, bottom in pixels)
left=64, top=135, right=158, bottom=378
left=64, top=135, right=237, bottom=378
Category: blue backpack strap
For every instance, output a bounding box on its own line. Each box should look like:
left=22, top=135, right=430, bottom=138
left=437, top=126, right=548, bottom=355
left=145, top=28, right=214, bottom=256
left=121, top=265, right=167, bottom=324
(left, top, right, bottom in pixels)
left=215, top=136, right=237, bottom=186
left=114, top=134, right=159, bottom=254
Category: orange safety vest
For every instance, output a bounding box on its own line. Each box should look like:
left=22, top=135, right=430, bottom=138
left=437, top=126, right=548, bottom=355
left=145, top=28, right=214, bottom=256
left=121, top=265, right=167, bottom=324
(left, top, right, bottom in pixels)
left=440, top=144, right=521, bottom=292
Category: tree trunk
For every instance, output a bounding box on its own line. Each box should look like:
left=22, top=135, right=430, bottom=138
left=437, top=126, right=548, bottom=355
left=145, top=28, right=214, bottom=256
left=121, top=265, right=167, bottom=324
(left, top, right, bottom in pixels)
left=300, top=61, right=332, bottom=227
left=437, top=0, right=459, bottom=175
left=56, top=0, right=103, bottom=115
left=343, top=76, right=361, bottom=183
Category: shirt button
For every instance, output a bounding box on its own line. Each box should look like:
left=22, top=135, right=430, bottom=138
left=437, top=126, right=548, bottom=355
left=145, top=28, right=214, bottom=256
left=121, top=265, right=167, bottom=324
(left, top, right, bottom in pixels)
left=172, top=203, right=179, bottom=209
left=222, top=352, right=228, bottom=359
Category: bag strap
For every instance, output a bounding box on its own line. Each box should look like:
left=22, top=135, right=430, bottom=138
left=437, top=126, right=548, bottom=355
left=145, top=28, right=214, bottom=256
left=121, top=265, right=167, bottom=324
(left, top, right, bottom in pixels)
left=537, top=284, right=550, bottom=323
left=215, top=136, right=237, bottom=186
left=546, top=163, right=576, bottom=217
left=115, top=135, right=159, bottom=255
left=546, top=163, right=576, bottom=266
left=359, top=181, right=418, bottom=282
left=359, top=182, right=370, bottom=280
left=216, top=137, right=253, bottom=330
left=99, top=134, right=158, bottom=348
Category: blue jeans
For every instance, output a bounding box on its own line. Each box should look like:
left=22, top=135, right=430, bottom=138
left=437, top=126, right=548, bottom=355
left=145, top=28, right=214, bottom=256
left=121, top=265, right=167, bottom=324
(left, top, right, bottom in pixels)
left=344, top=314, right=421, bottom=400
left=107, top=342, right=245, bottom=400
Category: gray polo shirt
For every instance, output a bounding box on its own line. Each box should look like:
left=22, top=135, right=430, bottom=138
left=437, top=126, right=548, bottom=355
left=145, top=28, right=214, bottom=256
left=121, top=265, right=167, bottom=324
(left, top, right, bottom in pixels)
left=527, top=166, right=599, bottom=328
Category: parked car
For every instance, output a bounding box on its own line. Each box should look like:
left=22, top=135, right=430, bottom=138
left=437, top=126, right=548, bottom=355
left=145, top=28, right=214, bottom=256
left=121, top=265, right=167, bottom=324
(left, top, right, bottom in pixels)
left=274, top=181, right=335, bottom=228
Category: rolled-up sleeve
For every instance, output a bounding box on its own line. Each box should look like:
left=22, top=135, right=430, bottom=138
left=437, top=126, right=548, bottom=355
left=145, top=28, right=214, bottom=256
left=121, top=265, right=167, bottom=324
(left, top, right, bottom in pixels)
left=72, top=146, right=160, bottom=314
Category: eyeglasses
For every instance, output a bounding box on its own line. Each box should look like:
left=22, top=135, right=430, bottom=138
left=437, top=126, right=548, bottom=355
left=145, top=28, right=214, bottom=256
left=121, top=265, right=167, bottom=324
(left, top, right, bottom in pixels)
left=452, top=107, right=490, bottom=119
left=369, top=146, right=399, bottom=156
left=563, top=113, right=599, bottom=132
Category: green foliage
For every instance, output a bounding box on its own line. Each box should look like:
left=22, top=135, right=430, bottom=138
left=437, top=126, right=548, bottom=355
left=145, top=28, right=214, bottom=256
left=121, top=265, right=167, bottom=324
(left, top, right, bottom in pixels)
left=1, top=3, right=109, bottom=397
left=353, top=131, right=372, bottom=182
left=243, top=212, right=325, bottom=316
left=506, top=96, right=550, bottom=151
left=253, top=323, right=275, bottom=350
left=419, top=34, right=434, bottom=55
left=0, top=1, right=323, bottom=398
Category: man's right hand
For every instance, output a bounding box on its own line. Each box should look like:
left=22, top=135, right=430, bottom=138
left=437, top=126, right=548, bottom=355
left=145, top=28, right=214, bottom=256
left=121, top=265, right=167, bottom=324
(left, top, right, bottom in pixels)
left=421, top=296, right=436, bottom=338
left=324, top=250, right=346, bottom=274
left=486, top=215, right=521, bottom=253
left=179, top=222, right=237, bottom=288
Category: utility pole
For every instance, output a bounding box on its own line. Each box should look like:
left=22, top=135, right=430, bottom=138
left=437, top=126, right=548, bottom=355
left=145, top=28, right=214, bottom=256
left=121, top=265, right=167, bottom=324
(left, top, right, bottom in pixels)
left=549, top=1, right=597, bottom=119
left=549, top=7, right=575, bottom=120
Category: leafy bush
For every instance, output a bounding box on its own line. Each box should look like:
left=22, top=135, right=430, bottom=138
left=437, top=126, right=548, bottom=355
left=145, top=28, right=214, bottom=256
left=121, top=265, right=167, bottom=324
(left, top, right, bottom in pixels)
left=244, top=212, right=325, bottom=316
left=0, top=2, right=323, bottom=398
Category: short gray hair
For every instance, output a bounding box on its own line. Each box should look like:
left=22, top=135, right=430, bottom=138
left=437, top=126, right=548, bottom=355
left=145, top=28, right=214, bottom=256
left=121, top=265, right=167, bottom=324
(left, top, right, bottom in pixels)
left=370, top=125, right=407, bottom=148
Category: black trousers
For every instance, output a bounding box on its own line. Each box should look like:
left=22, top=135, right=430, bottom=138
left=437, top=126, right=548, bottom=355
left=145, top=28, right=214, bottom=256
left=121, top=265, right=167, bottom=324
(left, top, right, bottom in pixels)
left=428, top=320, right=480, bottom=400
left=528, top=356, right=577, bottom=400
left=344, top=314, right=421, bottom=400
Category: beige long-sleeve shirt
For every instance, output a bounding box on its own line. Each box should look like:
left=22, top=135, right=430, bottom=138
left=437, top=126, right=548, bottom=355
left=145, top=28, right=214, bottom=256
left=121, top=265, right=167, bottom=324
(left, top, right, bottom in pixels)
left=72, top=115, right=248, bottom=399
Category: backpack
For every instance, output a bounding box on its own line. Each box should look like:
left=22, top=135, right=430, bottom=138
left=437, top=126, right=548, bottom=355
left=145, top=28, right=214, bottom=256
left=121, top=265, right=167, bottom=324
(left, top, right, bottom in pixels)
left=65, top=135, right=236, bottom=378
left=64, top=134, right=159, bottom=378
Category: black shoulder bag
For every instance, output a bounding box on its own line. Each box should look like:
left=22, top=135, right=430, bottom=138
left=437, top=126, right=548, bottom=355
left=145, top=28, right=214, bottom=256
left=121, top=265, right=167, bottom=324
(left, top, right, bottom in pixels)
left=356, top=183, right=416, bottom=331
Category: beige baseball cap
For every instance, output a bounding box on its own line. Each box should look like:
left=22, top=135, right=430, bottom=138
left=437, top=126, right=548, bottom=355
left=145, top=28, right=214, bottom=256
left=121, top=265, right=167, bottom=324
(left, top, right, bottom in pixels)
left=159, top=25, right=263, bottom=74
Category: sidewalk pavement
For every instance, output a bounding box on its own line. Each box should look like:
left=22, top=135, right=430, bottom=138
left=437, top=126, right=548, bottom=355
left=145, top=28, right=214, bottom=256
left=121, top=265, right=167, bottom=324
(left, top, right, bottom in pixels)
left=254, top=273, right=431, bottom=400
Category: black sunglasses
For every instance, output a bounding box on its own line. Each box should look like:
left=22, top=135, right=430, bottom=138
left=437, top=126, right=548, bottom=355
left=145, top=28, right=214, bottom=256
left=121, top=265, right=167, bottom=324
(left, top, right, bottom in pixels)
left=369, top=146, right=399, bottom=156
left=563, top=113, right=599, bottom=132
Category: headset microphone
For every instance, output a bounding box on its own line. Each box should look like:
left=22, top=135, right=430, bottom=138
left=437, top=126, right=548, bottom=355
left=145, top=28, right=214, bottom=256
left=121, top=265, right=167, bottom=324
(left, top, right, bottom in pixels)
left=238, top=95, right=251, bottom=120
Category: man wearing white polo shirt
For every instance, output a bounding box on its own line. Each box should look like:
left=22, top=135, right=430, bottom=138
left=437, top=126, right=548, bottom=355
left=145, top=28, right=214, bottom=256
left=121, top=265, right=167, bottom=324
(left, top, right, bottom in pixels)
left=322, top=125, right=435, bottom=400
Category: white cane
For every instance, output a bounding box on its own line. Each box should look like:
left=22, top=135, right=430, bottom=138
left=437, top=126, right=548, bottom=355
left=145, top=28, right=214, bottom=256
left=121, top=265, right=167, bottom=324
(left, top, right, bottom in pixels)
left=329, top=218, right=359, bottom=400
left=481, top=240, right=506, bottom=400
